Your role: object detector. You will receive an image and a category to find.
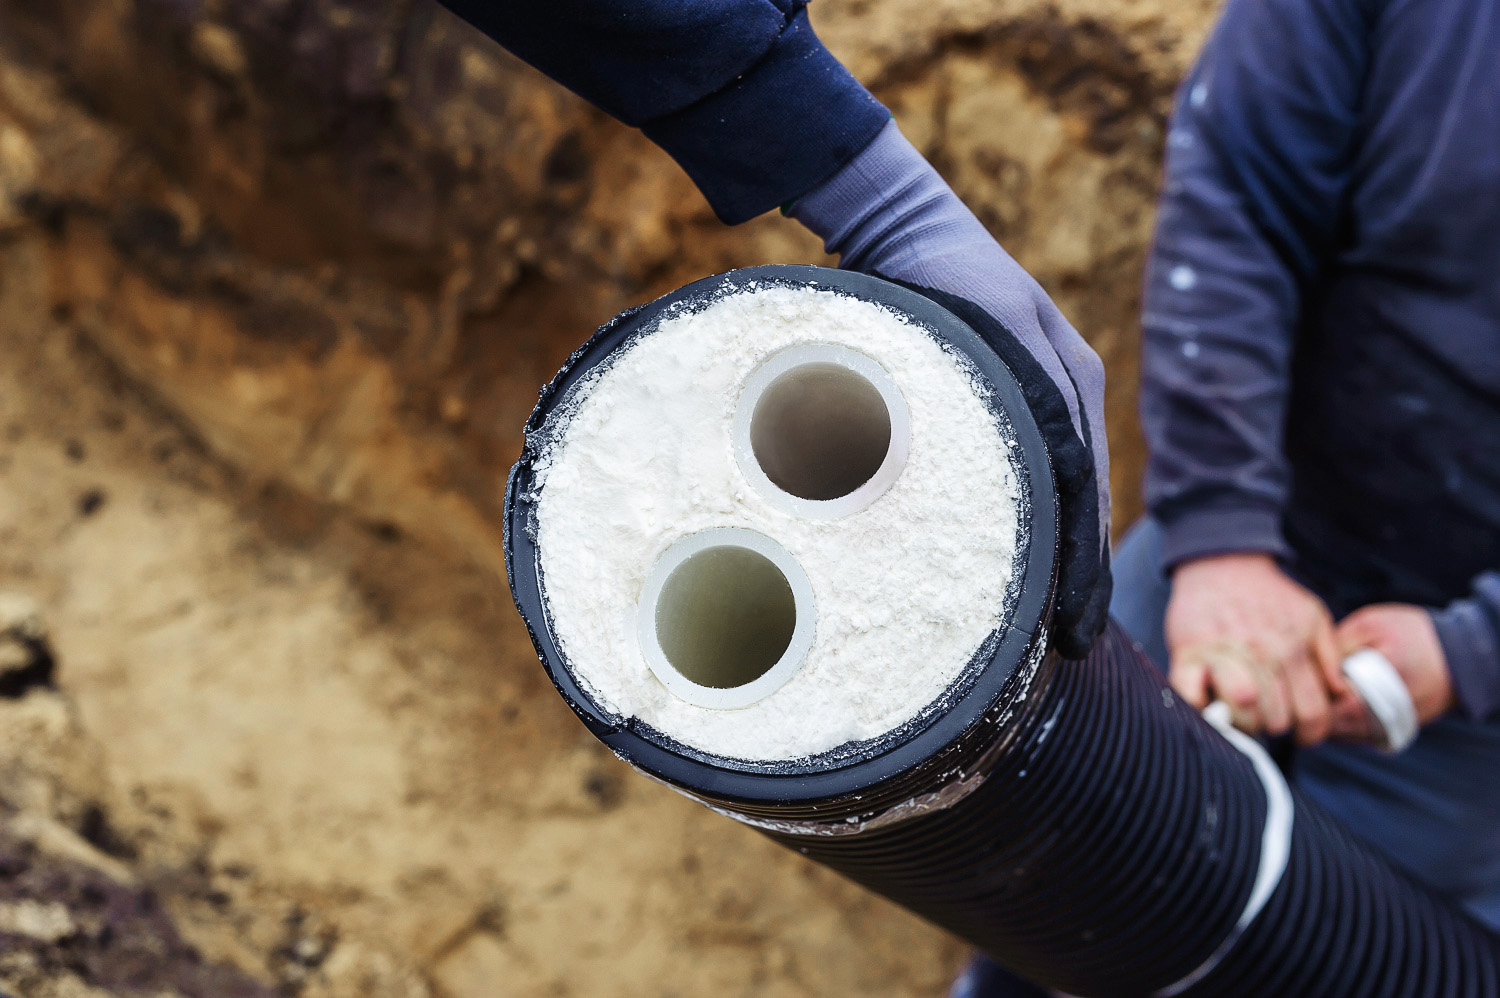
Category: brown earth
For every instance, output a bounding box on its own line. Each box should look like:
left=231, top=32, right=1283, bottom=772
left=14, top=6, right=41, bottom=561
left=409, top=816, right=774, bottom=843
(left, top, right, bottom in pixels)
left=0, top=1, right=1217, bottom=994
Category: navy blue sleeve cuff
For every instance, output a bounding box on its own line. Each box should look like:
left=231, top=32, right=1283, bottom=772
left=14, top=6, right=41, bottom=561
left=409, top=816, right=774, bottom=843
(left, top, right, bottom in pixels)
left=1430, top=574, right=1500, bottom=722
left=640, top=8, right=889, bottom=224
left=1155, top=505, right=1291, bottom=571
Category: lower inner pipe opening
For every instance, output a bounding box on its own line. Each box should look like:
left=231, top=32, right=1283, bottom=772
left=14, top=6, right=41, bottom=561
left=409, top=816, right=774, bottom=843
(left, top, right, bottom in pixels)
left=750, top=362, right=891, bottom=501
left=656, top=545, right=796, bottom=689
left=638, top=527, right=817, bottom=711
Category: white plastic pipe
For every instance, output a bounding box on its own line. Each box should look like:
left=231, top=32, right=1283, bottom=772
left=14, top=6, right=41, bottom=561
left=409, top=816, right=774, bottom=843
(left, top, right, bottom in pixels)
left=732, top=344, right=909, bottom=519
left=637, top=528, right=817, bottom=710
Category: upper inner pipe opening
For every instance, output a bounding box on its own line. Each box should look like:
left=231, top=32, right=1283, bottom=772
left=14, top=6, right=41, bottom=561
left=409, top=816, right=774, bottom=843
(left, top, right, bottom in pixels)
left=733, top=344, right=910, bottom=521
left=750, top=363, right=892, bottom=501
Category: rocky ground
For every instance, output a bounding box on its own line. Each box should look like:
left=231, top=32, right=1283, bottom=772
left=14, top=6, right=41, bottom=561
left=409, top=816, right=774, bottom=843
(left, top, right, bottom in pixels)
left=0, top=0, right=1218, bottom=994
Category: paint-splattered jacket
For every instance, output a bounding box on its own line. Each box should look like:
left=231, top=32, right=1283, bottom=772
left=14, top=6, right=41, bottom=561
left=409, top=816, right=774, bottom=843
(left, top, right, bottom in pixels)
left=1143, top=0, right=1500, bottom=720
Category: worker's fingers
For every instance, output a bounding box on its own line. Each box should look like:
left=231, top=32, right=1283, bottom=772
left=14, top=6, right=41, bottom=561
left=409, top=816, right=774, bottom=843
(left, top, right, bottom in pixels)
left=1169, top=655, right=1212, bottom=710
left=1335, top=607, right=1384, bottom=657
left=1256, top=662, right=1293, bottom=736
left=1208, top=652, right=1264, bottom=733
left=1328, top=690, right=1378, bottom=743
left=1286, top=652, right=1333, bottom=746
left=1313, top=615, right=1350, bottom=698
left=1336, top=611, right=1369, bottom=654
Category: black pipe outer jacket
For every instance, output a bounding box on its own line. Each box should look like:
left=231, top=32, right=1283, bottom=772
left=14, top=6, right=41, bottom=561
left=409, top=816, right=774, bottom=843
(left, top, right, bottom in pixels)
left=505, top=266, right=1500, bottom=996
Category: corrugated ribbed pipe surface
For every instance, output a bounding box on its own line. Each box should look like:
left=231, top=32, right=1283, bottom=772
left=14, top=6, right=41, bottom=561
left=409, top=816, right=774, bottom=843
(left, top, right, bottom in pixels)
left=506, top=266, right=1500, bottom=996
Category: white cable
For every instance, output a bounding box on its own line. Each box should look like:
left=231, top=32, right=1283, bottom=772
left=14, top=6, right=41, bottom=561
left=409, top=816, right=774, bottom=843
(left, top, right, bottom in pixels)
left=1154, top=648, right=1416, bottom=994
left=1153, top=700, right=1295, bottom=996
left=1342, top=649, right=1418, bottom=753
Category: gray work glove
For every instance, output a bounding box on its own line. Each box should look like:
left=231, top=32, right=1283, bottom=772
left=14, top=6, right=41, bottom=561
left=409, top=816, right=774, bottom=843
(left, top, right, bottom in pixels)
left=788, top=120, right=1111, bottom=658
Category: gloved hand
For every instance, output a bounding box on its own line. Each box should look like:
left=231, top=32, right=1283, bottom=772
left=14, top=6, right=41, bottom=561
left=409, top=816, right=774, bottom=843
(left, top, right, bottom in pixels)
left=788, top=120, right=1112, bottom=658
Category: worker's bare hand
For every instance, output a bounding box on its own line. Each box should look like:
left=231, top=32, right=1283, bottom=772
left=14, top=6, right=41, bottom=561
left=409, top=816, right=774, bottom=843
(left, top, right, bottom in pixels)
left=1166, top=553, right=1347, bottom=743
left=1329, top=603, right=1455, bottom=740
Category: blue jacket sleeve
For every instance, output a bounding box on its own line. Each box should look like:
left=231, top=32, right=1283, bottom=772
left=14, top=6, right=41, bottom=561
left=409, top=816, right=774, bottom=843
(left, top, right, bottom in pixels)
left=436, top=0, right=889, bottom=224
left=1431, top=573, right=1500, bottom=721
left=1139, top=0, right=1377, bottom=568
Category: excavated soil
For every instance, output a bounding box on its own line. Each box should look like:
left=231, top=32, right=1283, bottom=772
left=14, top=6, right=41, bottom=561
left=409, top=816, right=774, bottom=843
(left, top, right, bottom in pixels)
left=1, top=241, right=967, bottom=996
left=0, top=1, right=1218, bottom=994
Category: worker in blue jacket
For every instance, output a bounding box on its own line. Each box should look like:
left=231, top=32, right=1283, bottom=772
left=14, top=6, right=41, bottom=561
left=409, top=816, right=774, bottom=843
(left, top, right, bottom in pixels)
left=960, top=0, right=1500, bottom=990
left=963, top=0, right=1500, bottom=992
left=1122, top=0, right=1500, bottom=927
left=438, top=0, right=1499, bottom=993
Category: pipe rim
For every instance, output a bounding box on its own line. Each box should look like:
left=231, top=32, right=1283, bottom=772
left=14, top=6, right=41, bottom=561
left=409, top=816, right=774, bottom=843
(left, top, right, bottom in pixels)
left=505, top=265, right=1058, bottom=802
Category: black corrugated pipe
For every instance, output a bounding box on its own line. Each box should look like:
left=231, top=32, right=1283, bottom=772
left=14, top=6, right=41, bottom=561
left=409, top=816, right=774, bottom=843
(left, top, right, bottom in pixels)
left=505, top=266, right=1500, bottom=996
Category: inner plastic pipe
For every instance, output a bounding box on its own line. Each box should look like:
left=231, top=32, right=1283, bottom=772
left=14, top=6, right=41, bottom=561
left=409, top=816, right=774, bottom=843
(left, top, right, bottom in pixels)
left=507, top=266, right=1500, bottom=996
left=637, top=527, right=817, bottom=710
left=733, top=343, right=909, bottom=518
